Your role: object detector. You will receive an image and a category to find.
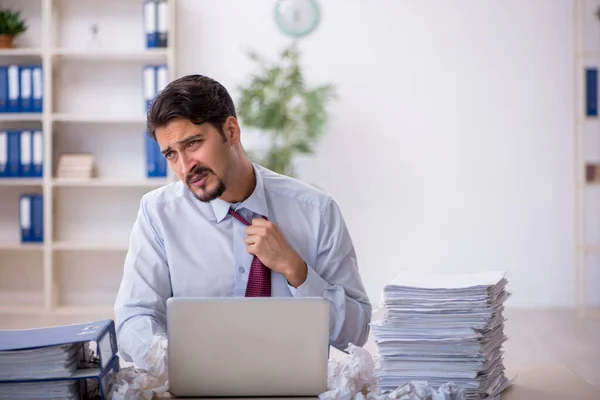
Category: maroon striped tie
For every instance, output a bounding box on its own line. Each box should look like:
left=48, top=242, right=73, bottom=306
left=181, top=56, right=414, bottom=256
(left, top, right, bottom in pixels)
left=228, top=208, right=272, bottom=297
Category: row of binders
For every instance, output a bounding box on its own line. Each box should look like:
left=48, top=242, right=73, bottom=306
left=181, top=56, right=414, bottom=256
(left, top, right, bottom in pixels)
left=372, top=270, right=513, bottom=399
left=20, top=194, right=43, bottom=243
left=0, top=65, right=43, bottom=113
left=144, top=64, right=168, bottom=178
left=0, top=320, right=119, bottom=399
left=0, top=130, right=43, bottom=178
left=144, top=0, right=170, bottom=48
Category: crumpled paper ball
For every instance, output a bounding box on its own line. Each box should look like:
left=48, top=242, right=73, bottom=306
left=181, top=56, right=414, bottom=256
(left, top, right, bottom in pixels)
left=319, top=343, right=377, bottom=400
left=318, top=343, right=465, bottom=400
left=109, top=335, right=170, bottom=400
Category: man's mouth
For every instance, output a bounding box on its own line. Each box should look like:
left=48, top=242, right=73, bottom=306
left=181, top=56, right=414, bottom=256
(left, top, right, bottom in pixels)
left=188, top=172, right=209, bottom=187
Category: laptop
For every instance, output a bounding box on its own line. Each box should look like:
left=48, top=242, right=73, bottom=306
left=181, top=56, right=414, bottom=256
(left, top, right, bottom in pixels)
left=166, top=296, right=330, bottom=398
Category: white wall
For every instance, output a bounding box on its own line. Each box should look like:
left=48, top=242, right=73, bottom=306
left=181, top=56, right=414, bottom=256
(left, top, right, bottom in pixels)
left=175, top=0, right=578, bottom=308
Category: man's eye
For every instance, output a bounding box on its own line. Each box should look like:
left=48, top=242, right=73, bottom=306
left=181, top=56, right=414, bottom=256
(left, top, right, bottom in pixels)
left=165, top=152, right=174, bottom=159
left=188, top=140, right=199, bottom=147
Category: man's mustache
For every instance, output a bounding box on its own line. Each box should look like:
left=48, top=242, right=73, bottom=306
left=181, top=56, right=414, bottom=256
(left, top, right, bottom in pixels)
left=186, top=165, right=213, bottom=185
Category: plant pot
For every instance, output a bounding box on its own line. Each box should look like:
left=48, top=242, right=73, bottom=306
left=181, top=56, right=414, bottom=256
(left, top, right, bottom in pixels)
left=0, top=35, right=14, bottom=49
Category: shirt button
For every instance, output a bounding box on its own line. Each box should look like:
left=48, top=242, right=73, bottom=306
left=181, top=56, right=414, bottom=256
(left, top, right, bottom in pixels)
left=238, top=266, right=245, bottom=273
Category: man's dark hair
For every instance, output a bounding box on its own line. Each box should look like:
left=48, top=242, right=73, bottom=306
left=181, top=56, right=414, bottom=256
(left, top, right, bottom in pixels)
left=146, top=74, right=237, bottom=141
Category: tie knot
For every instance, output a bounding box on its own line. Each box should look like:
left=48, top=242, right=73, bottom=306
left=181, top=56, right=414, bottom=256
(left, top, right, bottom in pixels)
left=228, top=208, right=250, bottom=226
left=228, top=208, right=267, bottom=226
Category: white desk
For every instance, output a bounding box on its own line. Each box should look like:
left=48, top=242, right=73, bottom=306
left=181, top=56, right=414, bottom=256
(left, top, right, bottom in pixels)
left=166, top=364, right=599, bottom=399
left=501, top=364, right=599, bottom=400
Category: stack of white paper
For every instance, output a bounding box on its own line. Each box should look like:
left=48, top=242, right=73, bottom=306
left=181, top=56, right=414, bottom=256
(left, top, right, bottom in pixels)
left=371, top=271, right=513, bottom=400
left=56, top=153, right=96, bottom=179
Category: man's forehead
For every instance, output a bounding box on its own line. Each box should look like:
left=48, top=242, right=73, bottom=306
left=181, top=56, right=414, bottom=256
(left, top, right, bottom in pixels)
left=156, top=121, right=206, bottom=141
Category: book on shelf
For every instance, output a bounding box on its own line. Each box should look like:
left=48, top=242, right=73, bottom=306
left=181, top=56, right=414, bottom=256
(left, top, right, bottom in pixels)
left=0, top=64, right=43, bottom=113
left=0, top=319, right=120, bottom=400
left=56, top=153, right=96, bottom=180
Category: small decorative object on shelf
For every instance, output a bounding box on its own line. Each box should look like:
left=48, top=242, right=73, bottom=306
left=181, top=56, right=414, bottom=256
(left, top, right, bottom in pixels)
left=56, top=153, right=96, bottom=180
left=86, top=23, right=102, bottom=50
left=0, top=8, right=27, bottom=49
left=586, top=163, right=600, bottom=184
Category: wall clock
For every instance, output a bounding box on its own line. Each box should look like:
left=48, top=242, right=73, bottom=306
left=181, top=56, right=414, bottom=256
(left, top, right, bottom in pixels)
left=274, top=0, right=320, bottom=38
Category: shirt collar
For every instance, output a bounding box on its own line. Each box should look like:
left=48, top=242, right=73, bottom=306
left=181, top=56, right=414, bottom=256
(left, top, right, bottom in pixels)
left=210, top=163, right=269, bottom=224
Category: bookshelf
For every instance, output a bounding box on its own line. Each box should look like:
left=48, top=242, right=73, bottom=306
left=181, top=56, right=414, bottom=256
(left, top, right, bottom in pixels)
left=0, top=0, right=177, bottom=317
left=574, top=0, right=600, bottom=316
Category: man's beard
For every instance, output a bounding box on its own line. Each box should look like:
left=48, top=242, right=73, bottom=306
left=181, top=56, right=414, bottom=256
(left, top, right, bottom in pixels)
left=186, top=165, right=226, bottom=202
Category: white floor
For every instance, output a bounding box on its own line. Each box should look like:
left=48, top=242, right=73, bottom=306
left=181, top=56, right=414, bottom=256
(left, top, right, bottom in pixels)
left=1, top=308, right=599, bottom=391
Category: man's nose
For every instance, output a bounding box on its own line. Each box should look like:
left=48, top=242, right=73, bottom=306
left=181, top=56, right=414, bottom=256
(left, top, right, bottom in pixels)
left=179, top=153, right=196, bottom=176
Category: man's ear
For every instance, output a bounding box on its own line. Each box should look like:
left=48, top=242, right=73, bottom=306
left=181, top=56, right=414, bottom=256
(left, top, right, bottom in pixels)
left=223, top=116, right=241, bottom=144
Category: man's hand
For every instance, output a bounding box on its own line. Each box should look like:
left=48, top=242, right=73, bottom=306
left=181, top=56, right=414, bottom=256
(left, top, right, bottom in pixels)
left=244, top=218, right=307, bottom=288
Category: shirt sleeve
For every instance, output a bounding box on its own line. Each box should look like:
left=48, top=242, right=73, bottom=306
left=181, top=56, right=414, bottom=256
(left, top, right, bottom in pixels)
left=290, top=198, right=372, bottom=351
left=113, top=195, right=172, bottom=369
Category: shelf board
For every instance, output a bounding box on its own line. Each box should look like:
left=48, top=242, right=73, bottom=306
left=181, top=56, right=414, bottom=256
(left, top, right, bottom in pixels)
left=585, top=245, right=600, bottom=254
left=0, top=242, right=44, bottom=251
left=0, top=48, right=43, bottom=57
left=0, top=113, right=43, bottom=121
left=52, top=114, right=147, bottom=124
left=0, top=305, right=46, bottom=315
left=53, top=241, right=129, bottom=251
left=52, top=178, right=168, bottom=187
left=52, top=48, right=168, bottom=61
left=54, top=306, right=115, bottom=316
left=0, top=178, right=44, bottom=186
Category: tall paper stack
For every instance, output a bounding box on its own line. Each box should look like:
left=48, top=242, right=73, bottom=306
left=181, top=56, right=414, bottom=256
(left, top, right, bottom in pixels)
left=371, top=271, right=513, bottom=400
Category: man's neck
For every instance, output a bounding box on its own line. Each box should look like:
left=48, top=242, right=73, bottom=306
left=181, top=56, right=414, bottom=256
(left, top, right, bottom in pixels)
left=219, top=157, right=256, bottom=204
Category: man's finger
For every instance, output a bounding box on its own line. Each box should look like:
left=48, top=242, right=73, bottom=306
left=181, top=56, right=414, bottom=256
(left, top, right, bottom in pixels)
left=251, top=218, right=270, bottom=227
left=245, top=225, right=266, bottom=236
left=246, top=243, right=257, bottom=255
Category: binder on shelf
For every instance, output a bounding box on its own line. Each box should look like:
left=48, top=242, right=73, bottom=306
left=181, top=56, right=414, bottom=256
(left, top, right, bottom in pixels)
left=32, top=65, right=43, bottom=113
left=32, top=130, right=43, bottom=177
left=6, top=130, right=20, bottom=177
left=156, top=64, right=168, bottom=93
left=157, top=0, right=169, bottom=48
left=19, top=194, right=33, bottom=243
left=31, top=193, right=43, bottom=242
left=0, top=131, right=6, bottom=177
left=20, top=66, right=33, bottom=113
left=19, top=130, right=32, bottom=177
left=145, top=131, right=166, bottom=178
left=586, top=67, right=598, bottom=117
left=144, top=0, right=158, bottom=48
left=143, top=64, right=156, bottom=113
left=19, top=194, right=43, bottom=243
left=0, top=319, right=120, bottom=400
left=7, top=64, right=20, bottom=113
left=0, top=66, right=7, bottom=112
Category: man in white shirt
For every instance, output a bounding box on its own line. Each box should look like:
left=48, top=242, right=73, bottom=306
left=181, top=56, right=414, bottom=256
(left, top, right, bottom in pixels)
left=114, top=74, right=372, bottom=369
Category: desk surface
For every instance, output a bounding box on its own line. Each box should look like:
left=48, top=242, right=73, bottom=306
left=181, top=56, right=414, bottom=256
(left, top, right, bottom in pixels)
left=501, top=364, right=599, bottom=400
left=170, top=364, right=599, bottom=400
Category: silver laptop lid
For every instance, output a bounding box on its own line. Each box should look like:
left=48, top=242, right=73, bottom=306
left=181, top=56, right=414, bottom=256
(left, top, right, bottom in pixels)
left=167, top=297, right=329, bottom=397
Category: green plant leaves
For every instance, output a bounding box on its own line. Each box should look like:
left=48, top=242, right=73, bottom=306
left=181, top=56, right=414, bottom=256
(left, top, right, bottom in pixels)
left=0, top=9, right=27, bottom=36
left=237, top=43, right=337, bottom=177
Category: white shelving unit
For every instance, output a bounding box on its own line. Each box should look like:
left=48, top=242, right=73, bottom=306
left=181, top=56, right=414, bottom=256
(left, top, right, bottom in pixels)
left=0, top=0, right=177, bottom=317
left=574, top=0, right=600, bottom=316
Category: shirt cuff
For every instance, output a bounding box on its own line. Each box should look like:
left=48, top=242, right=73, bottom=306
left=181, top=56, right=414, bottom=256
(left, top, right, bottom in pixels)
left=288, top=264, right=328, bottom=297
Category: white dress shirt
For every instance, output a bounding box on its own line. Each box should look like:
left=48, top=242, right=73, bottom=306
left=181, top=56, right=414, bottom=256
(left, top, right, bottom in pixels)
left=114, top=163, right=372, bottom=368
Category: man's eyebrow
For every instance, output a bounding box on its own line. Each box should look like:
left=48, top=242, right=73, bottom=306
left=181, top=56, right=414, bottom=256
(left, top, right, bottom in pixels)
left=161, top=134, right=203, bottom=155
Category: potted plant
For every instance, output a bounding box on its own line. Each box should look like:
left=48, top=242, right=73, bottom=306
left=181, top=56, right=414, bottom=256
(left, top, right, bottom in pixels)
left=237, top=43, right=337, bottom=177
left=0, top=9, right=27, bottom=49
